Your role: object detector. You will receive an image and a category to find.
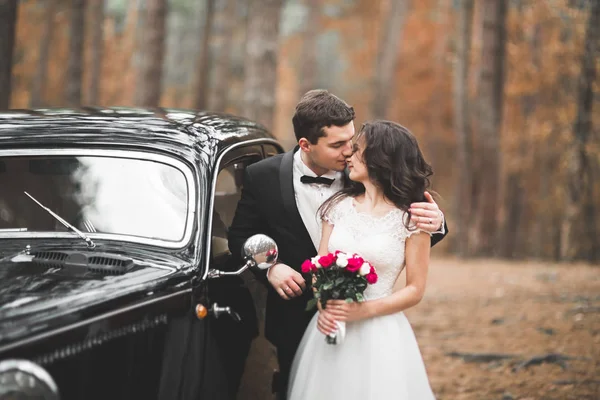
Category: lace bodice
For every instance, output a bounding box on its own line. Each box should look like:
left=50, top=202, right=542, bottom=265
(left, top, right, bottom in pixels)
left=324, top=196, right=423, bottom=300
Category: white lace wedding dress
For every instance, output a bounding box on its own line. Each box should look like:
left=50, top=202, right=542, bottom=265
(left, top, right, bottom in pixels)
left=287, top=196, right=436, bottom=400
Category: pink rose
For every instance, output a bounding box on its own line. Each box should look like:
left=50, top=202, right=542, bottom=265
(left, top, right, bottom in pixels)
left=346, top=256, right=364, bottom=272
left=366, top=273, right=378, bottom=284
left=301, top=259, right=314, bottom=274
left=318, top=253, right=336, bottom=268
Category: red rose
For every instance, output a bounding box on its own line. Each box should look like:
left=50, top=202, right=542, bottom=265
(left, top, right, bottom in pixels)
left=346, top=256, right=364, bottom=272
left=318, top=253, right=335, bottom=268
left=301, top=259, right=313, bottom=273
left=366, top=273, right=378, bottom=284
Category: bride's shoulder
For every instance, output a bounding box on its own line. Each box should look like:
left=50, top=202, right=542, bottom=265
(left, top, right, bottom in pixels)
left=387, top=208, right=431, bottom=239
left=322, top=195, right=354, bottom=224
left=331, top=195, right=354, bottom=214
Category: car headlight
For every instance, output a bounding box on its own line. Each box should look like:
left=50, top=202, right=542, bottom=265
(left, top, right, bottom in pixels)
left=0, top=359, right=59, bottom=400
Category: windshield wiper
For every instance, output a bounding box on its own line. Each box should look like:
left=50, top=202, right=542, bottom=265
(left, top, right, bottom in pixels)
left=24, top=191, right=96, bottom=249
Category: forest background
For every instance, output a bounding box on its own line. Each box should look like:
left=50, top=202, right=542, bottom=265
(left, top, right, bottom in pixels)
left=0, top=0, right=598, bottom=261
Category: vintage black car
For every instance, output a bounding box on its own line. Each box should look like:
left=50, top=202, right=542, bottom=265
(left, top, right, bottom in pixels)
left=0, top=108, right=283, bottom=400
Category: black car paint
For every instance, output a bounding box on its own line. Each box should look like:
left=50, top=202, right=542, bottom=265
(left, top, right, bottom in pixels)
left=0, top=107, right=283, bottom=400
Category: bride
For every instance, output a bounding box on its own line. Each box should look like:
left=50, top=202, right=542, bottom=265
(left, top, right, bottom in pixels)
left=287, top=120, right=437, bottom=399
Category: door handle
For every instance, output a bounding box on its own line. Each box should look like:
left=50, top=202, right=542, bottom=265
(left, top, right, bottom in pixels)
left=195, top=303, right=241, bottom=322
left=211, top=303, right=242, bottom=322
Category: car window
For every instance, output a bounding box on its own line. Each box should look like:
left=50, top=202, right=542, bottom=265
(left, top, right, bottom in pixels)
left=0, top=152, right=193, bottom=244
left=262, top=144, right=281, bottom=158
left=211, top=156, right=260, bottom=263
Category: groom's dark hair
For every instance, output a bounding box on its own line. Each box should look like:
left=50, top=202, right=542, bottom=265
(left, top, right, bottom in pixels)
left=292, top=89, right=355, bottom=144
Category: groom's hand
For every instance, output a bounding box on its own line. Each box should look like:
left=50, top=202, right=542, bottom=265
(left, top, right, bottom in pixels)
left=409, top=191, right=444, bottom=232
left=268, top=263, right=306, bottom=300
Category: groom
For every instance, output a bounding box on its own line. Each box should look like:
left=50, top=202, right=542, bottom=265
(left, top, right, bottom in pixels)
left=228, top=89, right=447, bottom=399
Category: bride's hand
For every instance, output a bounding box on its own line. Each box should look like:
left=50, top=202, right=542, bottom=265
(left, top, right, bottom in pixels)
left=326, top=300, right=370, bottom=322
left=317, top=306, right=338, bottom=336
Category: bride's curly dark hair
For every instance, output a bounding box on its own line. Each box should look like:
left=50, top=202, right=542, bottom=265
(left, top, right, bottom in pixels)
left=319, top=120, right=433, bottom=228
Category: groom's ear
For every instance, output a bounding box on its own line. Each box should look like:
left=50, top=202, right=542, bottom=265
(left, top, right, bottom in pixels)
left=298, top=138, right=311, bottom=152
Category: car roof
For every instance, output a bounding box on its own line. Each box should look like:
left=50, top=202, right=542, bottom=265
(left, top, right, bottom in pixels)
left=0, top=107, right=277, bottom=161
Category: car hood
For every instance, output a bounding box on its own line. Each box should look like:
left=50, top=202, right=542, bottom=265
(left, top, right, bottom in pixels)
left=0, top=248, right=192, bottom=346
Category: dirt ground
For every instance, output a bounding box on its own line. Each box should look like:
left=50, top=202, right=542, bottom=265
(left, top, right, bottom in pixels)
left=237, top=257, right=600, bottom=400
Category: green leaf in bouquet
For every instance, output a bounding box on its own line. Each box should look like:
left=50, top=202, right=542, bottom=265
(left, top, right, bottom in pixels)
left=322, top=282, right=333, bottom=291
left=334, top=277, right=346, bottom=286
left=305, top=298, right=318, bottom=311
left=321, top=293, right=331, bottom=308
left=356, top=293, right=365, bottom=302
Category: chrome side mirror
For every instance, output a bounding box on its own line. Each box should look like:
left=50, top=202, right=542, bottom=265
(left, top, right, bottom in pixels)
left=242, top=234, right=278, bottom=270
left=207, top=234, right=278, bottom=279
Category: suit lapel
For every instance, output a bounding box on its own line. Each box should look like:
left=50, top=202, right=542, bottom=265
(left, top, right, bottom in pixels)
left=279, top=148, right=317, bottom=254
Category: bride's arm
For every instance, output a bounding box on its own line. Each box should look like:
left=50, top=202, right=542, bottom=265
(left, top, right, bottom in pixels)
left=316, top=220, right=339, bottom=335
left=327, top=231, right=431, bottom=322
left=315, top=221, right=334, bottom=299
left=368, top=232, right=430, bottom=317
left=318, top=220, right=334, bottom=255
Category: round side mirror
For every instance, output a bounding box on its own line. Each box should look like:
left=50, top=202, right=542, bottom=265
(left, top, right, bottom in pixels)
left=242, top=234, right=278, bottom=270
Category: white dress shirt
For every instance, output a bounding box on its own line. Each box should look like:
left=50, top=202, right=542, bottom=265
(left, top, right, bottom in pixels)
left=293, top=149, right=344, bottom=250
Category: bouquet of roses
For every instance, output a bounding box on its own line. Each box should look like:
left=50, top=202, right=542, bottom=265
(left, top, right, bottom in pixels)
left=302, top=250, right=378, bottom=345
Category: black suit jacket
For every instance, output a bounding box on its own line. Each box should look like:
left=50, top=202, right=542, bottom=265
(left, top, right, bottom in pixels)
left=227, top=149, right=448, bottom=354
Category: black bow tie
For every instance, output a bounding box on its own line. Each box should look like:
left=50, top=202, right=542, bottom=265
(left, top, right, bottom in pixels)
left=300, top=175, right=335, bottom=186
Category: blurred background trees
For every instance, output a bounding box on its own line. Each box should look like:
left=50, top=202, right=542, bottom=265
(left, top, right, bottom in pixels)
left=1, top=0, right=598, bottom=262
left=0, top=0, right=18, bottom=109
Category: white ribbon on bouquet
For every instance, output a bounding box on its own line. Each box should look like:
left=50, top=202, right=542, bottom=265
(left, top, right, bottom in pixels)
left=326, top=320, right=346, bottom=345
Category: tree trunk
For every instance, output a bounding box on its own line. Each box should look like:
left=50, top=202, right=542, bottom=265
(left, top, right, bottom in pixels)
left=31, top=0, right=56, bottom=107
left=66, top=0, right=86, bottom=106
left=195, top=0, right=216, bottom=110
left=584, top=165, right=598, bottom=263
left=135, top=0, right=168, bottom=107
left=472, top=0, right=507, bottom=256
left=243, top=0, right=283, bottom=130
left=299, top=0, right=319, bottom=97
left=561, top=1, right=600, bottom=261
left=88, top=0, right=105, bottom=105
left=209, top=0, right=236, bottom=112
left=427, top=0, right=450, bottom=175
left=500, top=8, right=541, bottom=259
left=452, top=0, right=474, bottom=257
left=534, top=146, right=553, bottom=259
left=372, top=0, right=409, bottom=119
left=0, top=0, right=18, bottom=110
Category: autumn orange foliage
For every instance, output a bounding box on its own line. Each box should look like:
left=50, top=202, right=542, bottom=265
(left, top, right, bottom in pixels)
left=8, top=0, right=599, bottom=261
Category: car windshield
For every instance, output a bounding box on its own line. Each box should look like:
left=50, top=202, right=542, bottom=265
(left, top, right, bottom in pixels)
left=0, top=151, right=193, bottom=244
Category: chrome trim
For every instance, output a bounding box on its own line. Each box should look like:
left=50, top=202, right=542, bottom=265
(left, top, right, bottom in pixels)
left=0, top=288, right=191, bottom=354
left=0, top=148, right=197, bottom=249
left=33, top=314, right=169, bottom=366
left=202, top=138, right=283, bottom=279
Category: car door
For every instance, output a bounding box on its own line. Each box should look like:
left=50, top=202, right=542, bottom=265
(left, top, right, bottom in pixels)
left=203, top=144, right=265, bottom=399
left=205, top=141, right=283, bottom=399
